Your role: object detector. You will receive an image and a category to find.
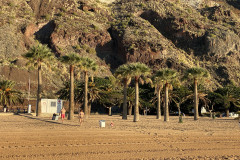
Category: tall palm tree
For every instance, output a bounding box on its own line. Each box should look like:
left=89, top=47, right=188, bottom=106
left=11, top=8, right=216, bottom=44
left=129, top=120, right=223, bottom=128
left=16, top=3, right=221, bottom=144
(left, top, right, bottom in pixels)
left=78, top=57, right=98, bottom=119
left=154, top=69, right=178, bottom=122
left=115, top=64, right=132, bottom=119
left=60, top=53, right=81, bottom=120
left=184, top=67, right=209, bottom=120
left=23, top=43, right=54, bottom=117
left=152, top=75, right=164, bottom=119
left=128, top=62, right=151, bottom=122
left=0, top=80, right=23, bottom=109
left=127, top=87, right=135, bottom=115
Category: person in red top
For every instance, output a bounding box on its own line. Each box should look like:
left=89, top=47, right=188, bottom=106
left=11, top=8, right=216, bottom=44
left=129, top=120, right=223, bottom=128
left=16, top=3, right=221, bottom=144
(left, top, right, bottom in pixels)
left=60, top=107, right=66, bottom=123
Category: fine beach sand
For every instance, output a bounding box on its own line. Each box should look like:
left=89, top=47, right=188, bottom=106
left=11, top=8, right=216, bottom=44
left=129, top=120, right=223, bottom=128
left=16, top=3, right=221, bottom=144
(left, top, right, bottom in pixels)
left=0, top=114, right=239, bottom=160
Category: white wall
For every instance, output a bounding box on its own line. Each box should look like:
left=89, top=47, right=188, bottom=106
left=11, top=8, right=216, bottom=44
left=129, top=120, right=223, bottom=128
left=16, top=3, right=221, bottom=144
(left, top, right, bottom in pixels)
left=41, top=99, right=62, bottom=113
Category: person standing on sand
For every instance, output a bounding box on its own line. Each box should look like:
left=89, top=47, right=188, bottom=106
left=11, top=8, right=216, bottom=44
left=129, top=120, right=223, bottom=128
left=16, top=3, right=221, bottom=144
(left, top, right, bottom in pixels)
left=78, top=109, right=84, bottom=126
left=60, top=107, right=66, bottom=123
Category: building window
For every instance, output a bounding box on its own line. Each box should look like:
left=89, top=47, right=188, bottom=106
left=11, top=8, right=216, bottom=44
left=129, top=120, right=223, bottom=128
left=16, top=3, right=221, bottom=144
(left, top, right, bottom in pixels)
left=51, top=102, right=56, bottom=107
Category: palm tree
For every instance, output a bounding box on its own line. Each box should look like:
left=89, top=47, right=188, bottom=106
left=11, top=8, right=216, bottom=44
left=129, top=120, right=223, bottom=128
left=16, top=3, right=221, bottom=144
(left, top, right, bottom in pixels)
left=23, top=43, right=54, bottom=117
left=154, top=69, right=178, bottom=122
left=0, top=80, right=23, bottom=110
left=209, top=85, right=240, bottom=117
left=57, top=80, right=101, bottom=115
left=128, top=62, right=151, bottom=122
left=60, top=53, right=81, bottom=120
left=56, top=81, right=80, bottom=104
left=87, top=81, right=101, bottom=115
left=115, top=64, right=132, bottom=119
left=78, top=57, right=98, bottom=119
left=127, top=87, right=135, bottom=115
left=152, top=75, right=164, bottom=119
left=184, top=67, right=209, bottom=120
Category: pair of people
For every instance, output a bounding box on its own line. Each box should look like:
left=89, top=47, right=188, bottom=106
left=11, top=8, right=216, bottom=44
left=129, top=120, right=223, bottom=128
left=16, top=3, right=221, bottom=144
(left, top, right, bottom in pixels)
left=60, top=107, right=84, bottom=125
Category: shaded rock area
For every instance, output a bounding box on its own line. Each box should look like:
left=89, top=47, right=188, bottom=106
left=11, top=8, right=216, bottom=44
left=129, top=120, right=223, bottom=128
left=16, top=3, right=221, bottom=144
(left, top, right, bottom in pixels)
left=1, top=0, right=240, bottom=96
left=140, top=10, right=206, bottom=56
left=227, top=0, right=240, bottom=10
left=35, top=20, right=56, bottom=46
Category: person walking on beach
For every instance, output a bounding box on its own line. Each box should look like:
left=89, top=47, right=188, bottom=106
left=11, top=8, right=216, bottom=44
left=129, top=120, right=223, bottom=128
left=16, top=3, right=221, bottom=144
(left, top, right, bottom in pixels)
left=79, top=109, right=84, bottom=126
left=60, top=107, right=66, bottom=123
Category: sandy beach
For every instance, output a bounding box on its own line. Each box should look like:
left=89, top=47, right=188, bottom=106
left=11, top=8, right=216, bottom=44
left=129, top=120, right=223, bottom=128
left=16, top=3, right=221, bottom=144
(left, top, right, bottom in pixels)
left=0, top=114, right=239, bottom=160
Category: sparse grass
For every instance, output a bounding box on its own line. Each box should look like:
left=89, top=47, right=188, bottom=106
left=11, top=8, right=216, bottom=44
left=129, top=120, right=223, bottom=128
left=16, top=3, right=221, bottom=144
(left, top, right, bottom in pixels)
left=83, top=28, right=89, bottom=33
left=60, top=7, right=67, bottom=12
left=43, top=14, right=51, bottom=21
left=7, top=2, right=15, bottom=7
left=58, top=12, right=65, bottom=17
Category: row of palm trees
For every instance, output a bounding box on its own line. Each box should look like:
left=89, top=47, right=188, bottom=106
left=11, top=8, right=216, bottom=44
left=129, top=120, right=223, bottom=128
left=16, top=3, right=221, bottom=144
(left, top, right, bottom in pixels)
left=23, top=43, right=97, bottom=120
left=22, top=43, right=211, bottom=122
left=115, top=64, right=209, bottom=122
left=60, top=54, right=97, bottom=119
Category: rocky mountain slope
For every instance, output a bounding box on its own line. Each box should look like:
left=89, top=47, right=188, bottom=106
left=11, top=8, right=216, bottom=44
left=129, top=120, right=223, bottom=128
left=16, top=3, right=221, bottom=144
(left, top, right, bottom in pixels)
left=0, top=0, right=240, bottom=98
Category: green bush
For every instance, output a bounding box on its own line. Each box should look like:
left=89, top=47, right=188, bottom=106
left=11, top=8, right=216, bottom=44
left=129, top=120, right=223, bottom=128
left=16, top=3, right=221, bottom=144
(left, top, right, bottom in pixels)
left=75, top=45, right=81, bottom=50
left=58, top=12, right=65, bottom=17
left=86, top=47, right=96, bottom=54
left=43, top=14, right=51, bottom=21
left=8, top=2, right=14, bottom=7
left=60, top=7, right=66, bottom=12
left=81, top=44, right=88, bottom=50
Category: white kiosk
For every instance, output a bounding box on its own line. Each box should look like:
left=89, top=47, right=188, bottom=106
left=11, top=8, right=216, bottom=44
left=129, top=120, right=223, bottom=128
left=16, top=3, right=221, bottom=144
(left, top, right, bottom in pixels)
left=41, top=99, right=62, bottom=114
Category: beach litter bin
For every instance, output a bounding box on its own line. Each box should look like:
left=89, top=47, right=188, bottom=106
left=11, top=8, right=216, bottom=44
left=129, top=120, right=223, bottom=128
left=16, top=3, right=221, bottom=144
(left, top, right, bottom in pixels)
left=99, top=120, right=105, bottom=128
left=52, top=113, right=59, bottom=120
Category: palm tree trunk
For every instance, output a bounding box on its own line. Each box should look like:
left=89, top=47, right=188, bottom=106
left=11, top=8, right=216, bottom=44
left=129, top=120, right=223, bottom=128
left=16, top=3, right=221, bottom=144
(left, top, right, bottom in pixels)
left=194, top=78, right=199, bottom=120
left=134, top=77, right=139, bottom=122
left=157, top=88, right=161, bottom=119
left=128, top=104, right=132, bottom=115
left=84, top=71, right=89, bottom=119
left=36, top=62, right=42, bottom=117
left=68, top=65, right=74, bottom=120
left=88, top=102, right=91, bottom=116
left=164, top=83, right=169, bottom=122
left=109, top=107, right=112, bottom=116
left=177, top=103, right=181, bottom=117
left=178, top=103, right=183, bottom=123
left=122, top=80, right=128, bottom=119
left=226, top=109, right=230, bottom=117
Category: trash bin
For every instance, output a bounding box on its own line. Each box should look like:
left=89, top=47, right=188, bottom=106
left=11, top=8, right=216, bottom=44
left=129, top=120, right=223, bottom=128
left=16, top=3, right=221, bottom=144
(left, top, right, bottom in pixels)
left=99, top=120, right=105, bottom=128
left=55, top=115, right=59, bottom=120
left=52, top=114, right=59, bottom=120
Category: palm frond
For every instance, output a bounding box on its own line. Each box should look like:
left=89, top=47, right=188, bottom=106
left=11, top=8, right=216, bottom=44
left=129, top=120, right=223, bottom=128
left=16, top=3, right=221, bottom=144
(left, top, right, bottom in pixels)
left=184, top=67, right=209, bottom=81
left=60, top=53, right=81, bottom=65
left=23, top=43, right=54, bottom=68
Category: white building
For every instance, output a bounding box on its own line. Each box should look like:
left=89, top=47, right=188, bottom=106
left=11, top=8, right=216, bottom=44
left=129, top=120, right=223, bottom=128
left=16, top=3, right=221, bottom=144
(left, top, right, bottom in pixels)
left=41, top=99, right=62, bottom=114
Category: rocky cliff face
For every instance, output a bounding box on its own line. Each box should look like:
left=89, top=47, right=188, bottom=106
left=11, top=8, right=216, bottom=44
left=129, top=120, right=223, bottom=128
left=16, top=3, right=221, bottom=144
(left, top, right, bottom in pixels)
left=0, top=0, right=240, bottom=98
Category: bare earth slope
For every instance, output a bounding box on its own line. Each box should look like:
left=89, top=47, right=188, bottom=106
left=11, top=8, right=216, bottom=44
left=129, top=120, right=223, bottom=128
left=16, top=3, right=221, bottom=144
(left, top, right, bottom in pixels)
left=0, top=114, right=239, bottom=159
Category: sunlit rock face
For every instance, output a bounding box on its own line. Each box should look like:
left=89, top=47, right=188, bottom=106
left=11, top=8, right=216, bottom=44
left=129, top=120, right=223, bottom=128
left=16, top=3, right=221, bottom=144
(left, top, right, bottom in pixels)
left=1, top=0, right=240, bottom=94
